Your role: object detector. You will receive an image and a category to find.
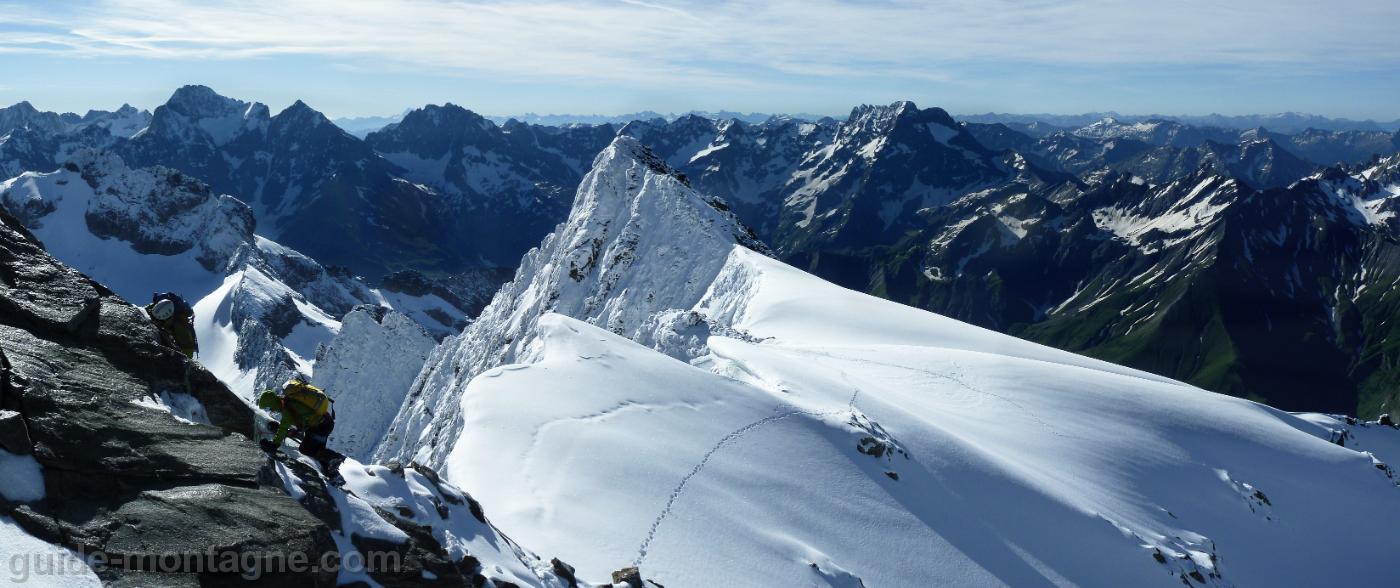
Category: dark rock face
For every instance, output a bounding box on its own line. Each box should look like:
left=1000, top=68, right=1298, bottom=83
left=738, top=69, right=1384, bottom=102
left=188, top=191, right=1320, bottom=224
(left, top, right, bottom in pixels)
left=121, top=86, right=466, bottom=279
left=366, top=103, right=617, bottom=271
left=966, top=123, right=1318, bottom=190
left=850, top=154, right=1400, bottom=415
left=0, top=210, right=334, bottom=585
left=379, top=266, right=513, bottom=320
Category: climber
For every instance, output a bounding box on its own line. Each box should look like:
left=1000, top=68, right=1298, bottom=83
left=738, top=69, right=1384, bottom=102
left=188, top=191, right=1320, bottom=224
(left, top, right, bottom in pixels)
left=258, top=379, right=345, bottom=479
left=145, top=292, right=198, bottom=359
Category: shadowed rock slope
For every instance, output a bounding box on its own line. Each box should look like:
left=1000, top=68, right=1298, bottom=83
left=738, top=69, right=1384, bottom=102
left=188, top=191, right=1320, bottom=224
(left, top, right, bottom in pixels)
left=0, top=209, right=335, bottom=585
left=0, top=211, right=605, bottom=587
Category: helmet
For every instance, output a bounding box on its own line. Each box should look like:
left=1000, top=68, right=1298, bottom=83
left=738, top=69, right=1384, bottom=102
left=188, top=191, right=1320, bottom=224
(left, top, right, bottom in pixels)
left=150, top=299, right=176, bottom=321
left=257, top=390, right=282, bottom=412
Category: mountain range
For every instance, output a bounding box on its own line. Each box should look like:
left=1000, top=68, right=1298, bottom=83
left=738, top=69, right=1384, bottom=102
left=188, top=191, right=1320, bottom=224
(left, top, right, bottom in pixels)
left=962, top=111, right=1400, bottom=134
left=3, top=87, right=1400, bottom=420
left=3, top=88, right=1400, bottom=586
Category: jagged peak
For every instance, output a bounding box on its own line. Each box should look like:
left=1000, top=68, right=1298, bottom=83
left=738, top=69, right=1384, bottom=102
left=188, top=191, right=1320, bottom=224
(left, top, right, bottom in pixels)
left=165, top=85, right=246, bottom=112
left=274, top=99, right=332, bottom=127
left=162, top=85, right=266, bottom=122
left=400, top=103, right=492, bottom=128
left=2, top=100, right=39, bottom=115
left=375, top=131, right=770, bottom=468
left=847, top=100, right=916, bottom=120
left=594, top=134, right=691, bottom=187
left=842, top=100, right=963, bottom=136
left=144, top=86, right=269, bottom=144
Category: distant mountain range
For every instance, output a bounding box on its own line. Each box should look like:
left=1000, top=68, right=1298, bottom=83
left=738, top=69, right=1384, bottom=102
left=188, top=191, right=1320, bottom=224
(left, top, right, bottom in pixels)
left=336, top=109, right=1400, bottom=137
left=962, top=111, right=1400, bottom=134
left=332, top=109, right=834, bottom=137
left=3, top=88, right=1400, bottom=418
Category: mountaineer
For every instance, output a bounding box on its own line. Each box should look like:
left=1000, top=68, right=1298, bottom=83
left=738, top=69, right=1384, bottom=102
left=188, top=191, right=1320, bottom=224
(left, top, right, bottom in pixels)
left=258, top=379, right=346, bottom=480
left=145, top=292, right=198, bottom=359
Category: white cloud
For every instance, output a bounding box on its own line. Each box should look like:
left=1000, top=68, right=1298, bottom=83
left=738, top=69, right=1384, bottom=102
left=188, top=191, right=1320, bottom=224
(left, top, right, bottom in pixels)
left=1, top=0, right=1398, bottom=91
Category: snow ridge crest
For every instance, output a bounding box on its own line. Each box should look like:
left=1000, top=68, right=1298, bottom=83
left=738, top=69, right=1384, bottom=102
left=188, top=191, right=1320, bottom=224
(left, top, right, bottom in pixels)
left=372, top=134, right=771, bottom=466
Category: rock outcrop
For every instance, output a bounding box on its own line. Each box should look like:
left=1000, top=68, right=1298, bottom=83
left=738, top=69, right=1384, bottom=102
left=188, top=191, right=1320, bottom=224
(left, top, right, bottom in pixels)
left=0, top=208, right=633, bottom=587
left=0, top=209, right=336, bottom=585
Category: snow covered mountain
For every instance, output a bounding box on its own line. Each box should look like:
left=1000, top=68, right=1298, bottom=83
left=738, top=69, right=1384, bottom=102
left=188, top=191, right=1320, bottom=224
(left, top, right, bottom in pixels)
left=619, top=114, right=835, bottom=239
left=326, top=132, right=1400, bottom=586
left=1072, top=117, right=1241, bottom=148
left=7, top=91, right=1399, bottom=420
left=312, top=305, right=437, bottom=460
left=966, top=122, right=1318, bottom=189
left=443, top=257, right=1400, bottom=586
left=0, top=101, right=150, bottom=138
left=373, top=135, right=768, bottom=465
left=609, top=102, right=1067, bottom=257
left=964, top=111, right=1400, bottom=135
left=350, top=103, right=1400, bottom=420
left=0, top=150, right=469, bottom=399
left=969, top=117, right=1399, bottom=178
left=0, top=102, right=151, bottom=179
left=847, top=152, right=1400, bottom=416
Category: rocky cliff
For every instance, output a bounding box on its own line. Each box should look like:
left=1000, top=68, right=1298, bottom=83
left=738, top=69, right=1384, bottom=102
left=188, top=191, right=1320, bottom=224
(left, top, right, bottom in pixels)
left=0, top=210, right=619, bottom=587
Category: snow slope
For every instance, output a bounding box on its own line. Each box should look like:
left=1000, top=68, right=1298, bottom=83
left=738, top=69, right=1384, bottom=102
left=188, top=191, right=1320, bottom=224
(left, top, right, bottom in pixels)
left=0, top=448, right=99, bottom=586
left=445, top=249, right=1400, bottom=587
left=0, top=517, right=101, bottom=587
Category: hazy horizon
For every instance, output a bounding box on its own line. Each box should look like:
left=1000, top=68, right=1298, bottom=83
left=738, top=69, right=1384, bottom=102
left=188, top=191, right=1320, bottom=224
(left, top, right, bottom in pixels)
left=9, top=88, right=1400, bottom=127
left=2, top=0, right=1399, bottom=120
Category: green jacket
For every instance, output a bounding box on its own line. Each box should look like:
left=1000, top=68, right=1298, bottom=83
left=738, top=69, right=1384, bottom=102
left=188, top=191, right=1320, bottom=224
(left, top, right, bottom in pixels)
left=259, top=384, right=331, bottom=445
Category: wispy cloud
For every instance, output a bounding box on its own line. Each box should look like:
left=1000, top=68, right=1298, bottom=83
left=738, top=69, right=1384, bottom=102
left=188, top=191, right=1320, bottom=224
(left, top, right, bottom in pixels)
left=2, top=0, right=1398, bottom=92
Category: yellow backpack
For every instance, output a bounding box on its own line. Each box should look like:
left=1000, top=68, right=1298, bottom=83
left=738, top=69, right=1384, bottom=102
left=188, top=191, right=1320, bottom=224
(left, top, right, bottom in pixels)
left=282, top=380, right=332, bottom=427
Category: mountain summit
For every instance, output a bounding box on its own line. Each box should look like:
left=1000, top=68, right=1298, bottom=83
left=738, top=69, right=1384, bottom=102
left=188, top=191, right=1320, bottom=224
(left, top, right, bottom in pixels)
left=374, top=134, right=768, bottom=465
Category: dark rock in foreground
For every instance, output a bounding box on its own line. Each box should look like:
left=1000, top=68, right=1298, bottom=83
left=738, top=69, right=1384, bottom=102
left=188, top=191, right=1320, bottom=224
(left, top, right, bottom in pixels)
left=0, top=210, right=337, bottom=586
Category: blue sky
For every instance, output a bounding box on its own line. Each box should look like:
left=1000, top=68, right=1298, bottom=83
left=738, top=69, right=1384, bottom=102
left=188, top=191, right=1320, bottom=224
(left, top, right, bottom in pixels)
left=2, top=0, right=1399, bottom=120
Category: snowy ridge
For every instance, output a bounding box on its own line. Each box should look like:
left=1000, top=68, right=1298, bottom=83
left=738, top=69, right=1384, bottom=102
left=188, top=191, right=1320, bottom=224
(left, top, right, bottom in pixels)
left=1315, top=154, right=1400, bottom=227
left=0, top=100, right=151, bottom=139
left=373, top=134, right=768, bottom=466
left=443, top=246, right=1400, bottom=586
left=313, top=306, right=438, bottom=460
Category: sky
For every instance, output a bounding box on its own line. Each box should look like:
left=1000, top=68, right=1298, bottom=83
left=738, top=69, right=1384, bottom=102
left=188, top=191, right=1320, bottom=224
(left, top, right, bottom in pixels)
left=1, top=0, right=1399, bottom=121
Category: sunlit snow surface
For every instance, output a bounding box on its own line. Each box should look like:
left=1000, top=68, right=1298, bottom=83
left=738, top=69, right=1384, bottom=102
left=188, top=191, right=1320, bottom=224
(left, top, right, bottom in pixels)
left=0, top=518, right=100, bottom=587
left=445, top=247, right=1400, bottom=587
